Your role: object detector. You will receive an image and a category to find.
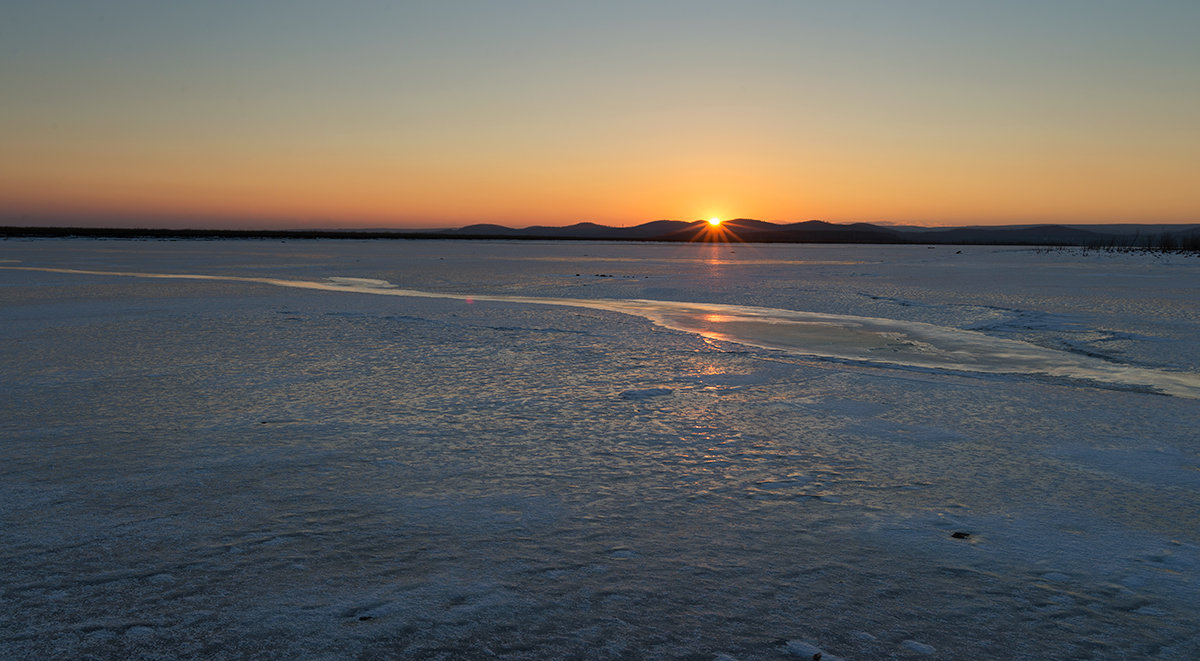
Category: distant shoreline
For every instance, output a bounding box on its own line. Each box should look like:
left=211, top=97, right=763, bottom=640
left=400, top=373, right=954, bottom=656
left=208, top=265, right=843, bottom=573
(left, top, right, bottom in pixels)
left=2, top=222, right=1198, bottom=250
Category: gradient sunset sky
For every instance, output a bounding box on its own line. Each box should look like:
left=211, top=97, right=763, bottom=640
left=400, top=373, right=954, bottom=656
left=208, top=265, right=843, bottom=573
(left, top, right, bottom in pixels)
left=3, top=1, right=1198, bottom=229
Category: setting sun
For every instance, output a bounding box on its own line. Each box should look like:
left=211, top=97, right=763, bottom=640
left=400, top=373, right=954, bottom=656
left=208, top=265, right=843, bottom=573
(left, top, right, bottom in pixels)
left=708, top=217, right=721, bottom=226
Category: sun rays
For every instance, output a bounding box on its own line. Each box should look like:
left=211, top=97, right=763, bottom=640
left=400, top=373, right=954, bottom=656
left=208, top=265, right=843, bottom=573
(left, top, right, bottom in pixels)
left=692, top=217, right=745, bottom=244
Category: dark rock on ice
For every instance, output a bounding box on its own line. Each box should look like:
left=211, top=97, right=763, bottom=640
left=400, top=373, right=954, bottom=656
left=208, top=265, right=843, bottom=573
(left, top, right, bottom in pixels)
left=951, top=531, right=971, bottom=539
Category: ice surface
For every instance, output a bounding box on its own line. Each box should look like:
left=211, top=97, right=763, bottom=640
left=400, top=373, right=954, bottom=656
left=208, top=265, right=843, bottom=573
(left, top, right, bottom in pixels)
left=2, top=239, right=1199, bottom=659
left=9, top=264, right=1199, bottom=398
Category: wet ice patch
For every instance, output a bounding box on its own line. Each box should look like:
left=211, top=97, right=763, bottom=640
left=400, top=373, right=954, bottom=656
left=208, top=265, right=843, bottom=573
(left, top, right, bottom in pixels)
left=619, top=387, right=673, bottom=400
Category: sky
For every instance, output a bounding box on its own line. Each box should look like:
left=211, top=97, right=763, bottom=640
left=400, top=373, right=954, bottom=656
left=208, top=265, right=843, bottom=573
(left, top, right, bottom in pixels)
left=2, top=1, right=1198, bottom=229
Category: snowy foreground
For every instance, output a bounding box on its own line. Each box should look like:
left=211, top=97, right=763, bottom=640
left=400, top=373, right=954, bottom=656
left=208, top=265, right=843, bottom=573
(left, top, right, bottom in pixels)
left=2, top=239, right=1198, bottom=659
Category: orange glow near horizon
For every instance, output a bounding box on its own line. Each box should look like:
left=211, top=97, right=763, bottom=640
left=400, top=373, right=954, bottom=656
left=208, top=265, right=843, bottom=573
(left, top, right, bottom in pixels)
left=2, top=160, right=1197, bottom=230
left=3, top=144, right=1196, bottom=229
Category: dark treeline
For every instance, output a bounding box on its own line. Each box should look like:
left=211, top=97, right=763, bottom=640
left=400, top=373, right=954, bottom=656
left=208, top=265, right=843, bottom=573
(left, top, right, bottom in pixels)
left=0, top=226, right=440, bottom=241
left=1084, top=231, right=1200, bottom=253
left=3, top=223, right=1199, bottom=251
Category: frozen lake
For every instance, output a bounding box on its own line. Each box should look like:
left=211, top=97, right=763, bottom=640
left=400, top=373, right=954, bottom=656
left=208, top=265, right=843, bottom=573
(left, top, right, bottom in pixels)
left=2, top=239, right=1198, bottom=659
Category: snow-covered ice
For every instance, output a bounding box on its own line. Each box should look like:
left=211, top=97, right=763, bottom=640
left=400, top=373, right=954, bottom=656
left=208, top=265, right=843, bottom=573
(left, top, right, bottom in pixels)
left=1, top=239, right=1198, bottom=658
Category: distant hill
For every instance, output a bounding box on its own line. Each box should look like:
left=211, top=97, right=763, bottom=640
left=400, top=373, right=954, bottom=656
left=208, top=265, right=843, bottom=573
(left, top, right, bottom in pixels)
left=441, top=219, right=1200, bottom=246
left=4, top=221, right=1198, bottom=248
left=651, top=219, right=904, bottom=243
left=449, top=220, right=695, bottom=239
